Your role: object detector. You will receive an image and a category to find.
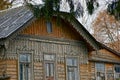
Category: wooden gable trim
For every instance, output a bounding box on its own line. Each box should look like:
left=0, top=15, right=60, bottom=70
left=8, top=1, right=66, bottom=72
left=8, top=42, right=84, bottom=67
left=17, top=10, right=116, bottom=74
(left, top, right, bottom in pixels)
left=58, top=12, right=100, bottom=50
left=89, top=58, right=120, bottom=64
left=16, top=34, right=86, bottom=47
left=98, top=42, right=120, bottom=57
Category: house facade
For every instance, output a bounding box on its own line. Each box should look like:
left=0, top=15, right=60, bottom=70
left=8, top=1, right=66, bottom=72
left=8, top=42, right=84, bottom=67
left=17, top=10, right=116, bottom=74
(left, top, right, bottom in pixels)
left=0, top=6, right=120, bottom=80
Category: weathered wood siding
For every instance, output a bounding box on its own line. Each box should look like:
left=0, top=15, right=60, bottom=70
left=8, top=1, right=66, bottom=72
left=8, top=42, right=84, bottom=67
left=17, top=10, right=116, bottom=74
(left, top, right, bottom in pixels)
left=80, top=64, right=89, bottom=80
left=89, top=49, right=120, bottom=80
left=89, top=49, right=120, bottom=62
left=6, top=60, right=18, bottom=80
left=89, top=62, right=116, bottom=80
left=0, top=35, right=88, bottom=80
left=21, top=18, right=81, bottom=40
left=0, top=60, right=6, bottom=76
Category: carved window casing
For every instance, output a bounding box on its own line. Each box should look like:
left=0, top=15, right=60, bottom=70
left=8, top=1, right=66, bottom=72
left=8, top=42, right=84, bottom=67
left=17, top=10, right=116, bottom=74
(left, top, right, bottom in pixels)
left=44, top=54, right=55, bottom=80
left=66, top=57, right=79, bottom=80
left=19, top=53, right=32, bottom=80
left=95, top=63, right=105, bottom=80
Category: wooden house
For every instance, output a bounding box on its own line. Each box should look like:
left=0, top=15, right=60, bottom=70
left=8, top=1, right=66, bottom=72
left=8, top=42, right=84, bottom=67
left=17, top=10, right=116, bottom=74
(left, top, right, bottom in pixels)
left=0, top=6, right=120, bottom=80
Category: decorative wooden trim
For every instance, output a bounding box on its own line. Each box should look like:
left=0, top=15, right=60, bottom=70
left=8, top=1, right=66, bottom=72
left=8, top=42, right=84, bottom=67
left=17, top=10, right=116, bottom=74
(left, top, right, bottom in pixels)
left=43, top=53, right=56, bottom=80
left=60, top=14, right=100, bottom=50
left=89, top=58, right=120, bottom=64
left=17, top=49, right=34, bottom=80
left=65, top=55, right=80, bottom=80
left=16, top=34, right=84, bottom=46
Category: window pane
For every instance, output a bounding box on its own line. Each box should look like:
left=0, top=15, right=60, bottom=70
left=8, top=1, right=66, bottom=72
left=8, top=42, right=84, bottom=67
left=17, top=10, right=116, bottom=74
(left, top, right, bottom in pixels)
left=95, top=63, right=105, bottom=72
left=19, top=54, right=31, bottom=80
left=44, top=54, right=55, bottom=61
left=66, top=58, right=77, bottom=66
left=68, top=72, right=72, bottom=80
left=50, top=63, right=54, bottom=76
left=26, top=66, right=31, bottom=80
left=74, top=68, right=78, bottom=80
left=46, top=21, right=52, bottom=33
left=95, top=63, right=105, bottom=80
left=115, top=65, right=120, bottom=73
left=20, top=63, right=23, bottom=80
left=66, top=57, right=78, bottom=80
left=20, top=54, right=31, bottom=62
left=45, top=63, right=50, bottom=77
left=45, top=63, right=54, bottom=77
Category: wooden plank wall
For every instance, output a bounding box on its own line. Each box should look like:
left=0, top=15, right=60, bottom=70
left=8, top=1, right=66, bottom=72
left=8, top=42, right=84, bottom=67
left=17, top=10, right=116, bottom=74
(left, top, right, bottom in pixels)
left=6, top=60, right=17, bottom=80
left=34, top=62, right=43, bottom=80
left=80, top=64, right=89, bottom=80
left=89, top=62, right=95, bottom=80
left=1, top=36, right=88, bottom=80
left=0, top=60, right=6, bottom=76
left=21, top=17, right=81, bottom=41
left=99, top=49, right=120, bottom=61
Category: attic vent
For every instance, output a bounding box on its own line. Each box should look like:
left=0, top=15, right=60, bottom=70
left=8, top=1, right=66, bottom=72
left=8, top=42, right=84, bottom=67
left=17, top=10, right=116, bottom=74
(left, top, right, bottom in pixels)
left=46, top=21, right=52, bottom=33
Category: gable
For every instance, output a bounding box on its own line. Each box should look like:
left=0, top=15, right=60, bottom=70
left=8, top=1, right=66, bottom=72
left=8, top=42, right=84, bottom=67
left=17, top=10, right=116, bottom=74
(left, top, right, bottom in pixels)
left=20, top=17, right=83, bottom=41
left=0, top=6, right=102, bottom=51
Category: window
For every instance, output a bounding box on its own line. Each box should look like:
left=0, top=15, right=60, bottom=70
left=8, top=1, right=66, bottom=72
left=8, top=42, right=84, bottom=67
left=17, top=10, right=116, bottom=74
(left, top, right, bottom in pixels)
left=19, top=54, right=31, bottom=80
left=115, top=65, right=120, bottom=79
left=44, top=54, right=55, bottom=80
left=46, top=21, right=52, bottom=33
left=95, top=63, right=105, bottom=80
left=66, top=58, right=78, bottom=80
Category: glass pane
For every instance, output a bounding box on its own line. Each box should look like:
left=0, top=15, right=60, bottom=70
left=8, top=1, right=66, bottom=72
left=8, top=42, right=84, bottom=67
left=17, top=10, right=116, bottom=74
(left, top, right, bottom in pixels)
left=45, top=63, right=54, bottom=77
left=95, top=63, right=105, bottom=72
left=26, top=66, right=31, bottom=80
left=66, top=58, right=77, bottom=66
left=45, top=63, right=50, bottom=77
left=67, top=58, right=78, bottom=80
left=67, top=67, right=78, bottom=80
left=46, top=21, right=52, bottom=33
left=20, top=54, right=31, bottom=62
left=115, top=65, right=120, bottom=73
left=20, top=63, right=23, bottom=80
left=44, top=54, right=55, bottom=61
left=67, top=59, right=72, bottom=66
left=68, top=71, right=72, bottom=80
left=50, top=63, right=54, bottom=76
left=74, top=68, right=78, bottom=80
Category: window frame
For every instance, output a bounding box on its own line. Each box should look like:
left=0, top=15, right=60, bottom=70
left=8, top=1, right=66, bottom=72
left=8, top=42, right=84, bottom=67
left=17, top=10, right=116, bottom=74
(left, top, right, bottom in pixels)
left=95, top=62, right=105, bottom=80
left=66, top=56, right=79, bottom=80
left=46, top=21, right=52, bottom=33
left=18, top=52, right=33, bottom=80
left=114, top=65, right=120, bottom=79
left=44, top=54, right=56, bottom=80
